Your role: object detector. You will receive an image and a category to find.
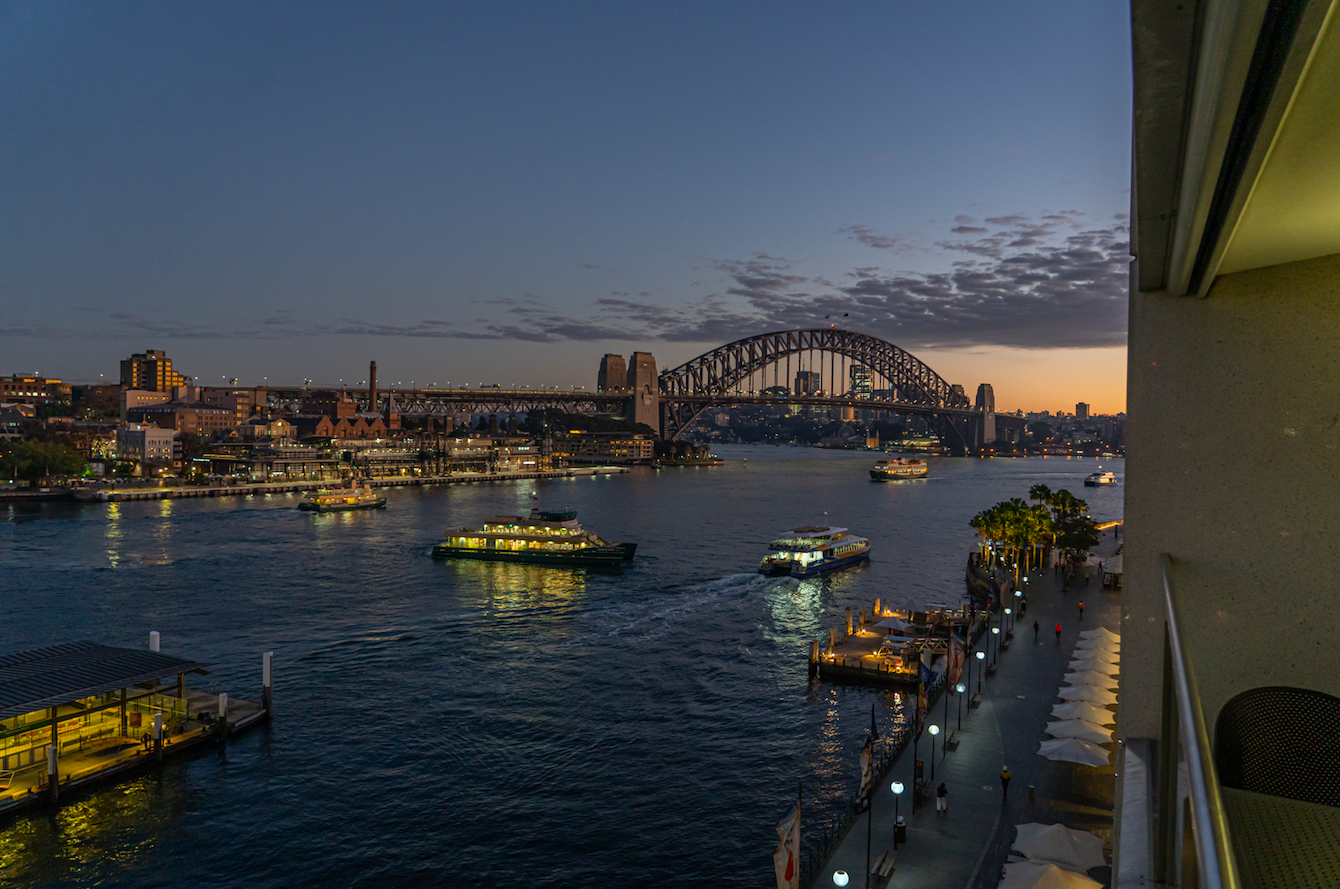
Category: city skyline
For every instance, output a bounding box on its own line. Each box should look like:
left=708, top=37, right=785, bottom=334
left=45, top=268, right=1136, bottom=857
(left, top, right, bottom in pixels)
left=1, top=3, right=1133, bottom=413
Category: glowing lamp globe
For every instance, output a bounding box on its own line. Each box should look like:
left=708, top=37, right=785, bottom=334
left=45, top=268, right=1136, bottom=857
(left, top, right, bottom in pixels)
left=976, top=651, right=985, bottom=661
left=956, top=683, right=966, bottom=694
left=992, top=627, right=1000, bottom=635
left=833, top=870, right=850, bottom=887
left=928, top=724, right=940, bottom=736
left=891, top=781, right=904, bottom=795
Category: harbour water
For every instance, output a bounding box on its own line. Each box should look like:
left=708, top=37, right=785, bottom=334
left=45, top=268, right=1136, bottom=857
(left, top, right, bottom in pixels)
left=0, top=446, right=1123, bottom=887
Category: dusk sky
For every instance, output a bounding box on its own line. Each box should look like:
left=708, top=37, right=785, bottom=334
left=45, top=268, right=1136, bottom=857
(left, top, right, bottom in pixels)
left=2, top=2, right=1132, bottom=413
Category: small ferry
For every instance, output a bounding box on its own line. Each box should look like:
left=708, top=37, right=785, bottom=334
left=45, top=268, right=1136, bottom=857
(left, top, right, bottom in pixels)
left=298, top=483, right=387, bottom=512
left=1084, top=471, right=1118, bottom=487
left=432, top=508, right=636, bottom=567
left=870, top=458, right=929, bottom=481
left=759, top=525, right=870, bottom=577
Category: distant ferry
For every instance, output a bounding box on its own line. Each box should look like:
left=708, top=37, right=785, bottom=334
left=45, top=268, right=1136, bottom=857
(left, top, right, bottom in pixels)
left=759, top=525, right=870, bottom=577
left=298, top=483, right=387, bottom=512
left=870, top=458, right=929, bottom=481
left=432, top=508, right=636, bottom=567
left=1085, top=471, right=1118, bottom=486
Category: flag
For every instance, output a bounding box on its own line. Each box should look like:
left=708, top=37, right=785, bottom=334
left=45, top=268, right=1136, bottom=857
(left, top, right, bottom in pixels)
left=948, top=633, right=965, bottom=687
left=918, top=661, right=932, bottom=722
left=772, top=793, right=800, bottom=889
left=859, top=734, right=874, bottom=797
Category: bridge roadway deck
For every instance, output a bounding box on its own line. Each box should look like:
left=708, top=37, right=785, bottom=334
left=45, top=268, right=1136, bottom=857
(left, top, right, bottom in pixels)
left=811, top=528, right=1122, bottom=889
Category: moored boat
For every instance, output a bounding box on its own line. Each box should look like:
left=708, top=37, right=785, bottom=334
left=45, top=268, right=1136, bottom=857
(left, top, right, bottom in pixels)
left=298, top=483, right=387, bottom=512
left=432, top=508, right=636, bottom=567
left=1084, top=471, right=1117, bottom=486
left=870, top=458, right=929, bottom=481
left=758, top=525, right=870, bottom=577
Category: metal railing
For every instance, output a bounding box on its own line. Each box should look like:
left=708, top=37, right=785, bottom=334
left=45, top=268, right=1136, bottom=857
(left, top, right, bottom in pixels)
left=1160, top=553, right=1241, bottom=889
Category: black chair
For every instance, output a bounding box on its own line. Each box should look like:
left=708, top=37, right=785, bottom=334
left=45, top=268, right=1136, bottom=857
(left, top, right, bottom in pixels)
left=1214, top=686, right=1340, bottom=807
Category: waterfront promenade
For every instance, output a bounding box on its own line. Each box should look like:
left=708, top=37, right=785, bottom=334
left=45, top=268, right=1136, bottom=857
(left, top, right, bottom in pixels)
left=817, top=528, right=1122, bottom=889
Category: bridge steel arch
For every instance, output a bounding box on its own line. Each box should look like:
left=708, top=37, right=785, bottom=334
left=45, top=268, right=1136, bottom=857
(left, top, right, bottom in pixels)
left=657, top=328, right=975, bottom=443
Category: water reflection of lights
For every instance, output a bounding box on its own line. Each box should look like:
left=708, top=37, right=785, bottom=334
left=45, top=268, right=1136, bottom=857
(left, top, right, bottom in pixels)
left=436, top=560, right=588, bottom=609
left=0, top=772, right=182, bottom=878
left=104, top=502, right=122, bottom=568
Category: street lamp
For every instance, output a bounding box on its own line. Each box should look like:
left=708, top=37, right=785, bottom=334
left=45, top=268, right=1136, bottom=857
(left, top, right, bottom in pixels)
left=890, top=781, right=904, bottom=850
left=1004, top=606, right=1012, bottom=638
left=956, top=682, right=966, bottom=729
left=928, top=725, right=940, bottom=782
left=833, top=870, right=850, bottom=887
left=975, top=651, right=985, bottom=694
left=992, top=626, right=1001, bottom=666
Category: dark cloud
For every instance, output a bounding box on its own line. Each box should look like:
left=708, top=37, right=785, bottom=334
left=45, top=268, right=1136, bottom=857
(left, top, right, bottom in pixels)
left=950, top=225, right=987, bottom=234
left=841, top=225, right=909, bottom=252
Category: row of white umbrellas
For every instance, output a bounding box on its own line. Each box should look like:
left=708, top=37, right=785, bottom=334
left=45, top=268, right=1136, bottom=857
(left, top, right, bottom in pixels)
left=1001, top=632, right=1119, bottom=887
left=1037, top=627, right=1119, bottom=769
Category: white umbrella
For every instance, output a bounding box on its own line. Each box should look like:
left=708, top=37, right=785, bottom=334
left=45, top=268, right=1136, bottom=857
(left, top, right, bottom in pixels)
left=999, top=861, right=1104, bottom=889
left=874, top=616, right=909, bottom=632
left=1057, top=685, right=1118, bottom=705
left=1044, top=719, right=1114, bottom=745
left=1037, top=737, right=1112, bottom=767
left=1051, top=702, right=1116, bottom=725
left=1070, top=651, right=1119, bottom=667
left=1078, top=627, right=1119, bottom=642
left=1074, top=637, right=1119, bottom=653
left=1068, top=660, right=1119, bottom=677
left=1063, top=670, right=1119, bottom=689
left=1013, top=823, right=1108, bottom=871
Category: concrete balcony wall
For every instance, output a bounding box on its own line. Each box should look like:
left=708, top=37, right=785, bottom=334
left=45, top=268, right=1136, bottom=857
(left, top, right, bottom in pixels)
left=1123, top=250, right=1340, bottom=743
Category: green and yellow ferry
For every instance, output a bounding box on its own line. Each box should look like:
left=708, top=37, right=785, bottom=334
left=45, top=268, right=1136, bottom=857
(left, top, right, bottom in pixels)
left=432, top=508, right=637, bottom=567
left=298, top=483, right=387, bottom=512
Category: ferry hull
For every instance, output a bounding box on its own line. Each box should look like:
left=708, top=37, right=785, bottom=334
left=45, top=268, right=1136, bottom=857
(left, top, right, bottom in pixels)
left=299, top=497, right=387, bottom=512
left=759, top=550, right=870, bottom=577
left=432, top=541, right=636, bottom=567
left=869, top=469, right=928, bottom=481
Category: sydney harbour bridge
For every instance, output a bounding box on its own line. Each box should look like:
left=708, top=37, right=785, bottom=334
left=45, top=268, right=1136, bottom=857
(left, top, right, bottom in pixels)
left=268, top=328, right=1006, bottom=454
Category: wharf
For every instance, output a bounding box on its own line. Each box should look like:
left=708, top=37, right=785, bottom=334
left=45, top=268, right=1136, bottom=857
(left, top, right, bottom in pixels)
left=812, top=602, right=977, bottom=689
left=0, top=686, right=266, bottom=818
left=803, top=526, right=1124, bottom=889
left=56, top=466, right=629, bottom=503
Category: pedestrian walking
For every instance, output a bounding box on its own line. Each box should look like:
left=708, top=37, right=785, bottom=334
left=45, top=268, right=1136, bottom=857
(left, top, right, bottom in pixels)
left=1054, top=622, right=1062, bottom=642
left=936, top=782, right=948, bottom=813
left=1078, top=601, right=1085, bottom=619
left=1000, top=767, right=1012, bottom=799
left=1033, top=620, right=1040, bottom=642
left=1084, top=571, right=1090, bottom=586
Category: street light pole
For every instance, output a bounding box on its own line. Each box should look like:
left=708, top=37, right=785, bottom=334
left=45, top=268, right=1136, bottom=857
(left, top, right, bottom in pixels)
left=956, top=682, right=966, bottom=729
left=976, top=651, right=985, bottom=695
left=928, top=724, right=940, bottom=781
left=890, top=781, right=904, bottom=850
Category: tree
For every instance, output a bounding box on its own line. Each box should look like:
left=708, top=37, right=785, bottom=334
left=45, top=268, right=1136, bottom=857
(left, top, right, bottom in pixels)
left=0, top=439, right=86, bottom=482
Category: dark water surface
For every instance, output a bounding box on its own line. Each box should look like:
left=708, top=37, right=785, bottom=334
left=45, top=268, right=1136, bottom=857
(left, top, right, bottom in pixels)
left=0, top=447, right=1123, bottom=887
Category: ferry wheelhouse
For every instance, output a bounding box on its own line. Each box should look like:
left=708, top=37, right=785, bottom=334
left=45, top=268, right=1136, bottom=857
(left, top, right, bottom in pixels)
left=432, top=508, right=636, bottom=567
left=298, top=483, right=386, bottom=512
left=759, top=525, right=870, bottom=577
left=870, top=458, right=929, bottom=481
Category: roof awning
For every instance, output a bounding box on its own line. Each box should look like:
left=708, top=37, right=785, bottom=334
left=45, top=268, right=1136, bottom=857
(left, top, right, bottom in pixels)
left=0, top=641, right=212, bottom=720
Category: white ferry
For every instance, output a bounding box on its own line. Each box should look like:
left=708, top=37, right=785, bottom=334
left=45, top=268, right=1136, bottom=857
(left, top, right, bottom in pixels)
left=870, top=458, right=929, bottom=481
left=1084, top=471, right=1118, bottom=487
left=758, top=525, right=870, bottom=577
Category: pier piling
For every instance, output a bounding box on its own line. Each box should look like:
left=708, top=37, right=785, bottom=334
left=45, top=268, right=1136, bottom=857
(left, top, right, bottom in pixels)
left=149, top=631, right=160, bottom=652
left=153, top=712, right=163, bottom=762
left=809, top=641, right=820, bottom=678
left=846, top=607, right=853, bottom=636
left=262, top=652, right=273, bottom=721
left=47, top=745, right=58, bottom=806
left=219, top=694, right=229, bottom=745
